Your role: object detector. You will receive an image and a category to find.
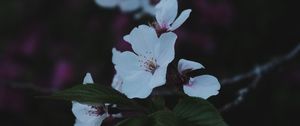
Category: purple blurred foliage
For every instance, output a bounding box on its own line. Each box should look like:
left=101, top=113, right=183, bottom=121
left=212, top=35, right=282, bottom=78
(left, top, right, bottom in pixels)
left=115, top=40, right=133, bottom=52
left=0, top=27, right=40, bottom=81
left=176, top=30, right=216, bottom=54
left=0, top=60, right=24, bottom=81
left=51, top=60, right=74, bottom=89
left=194, top=0, right=233, bottom=26
left=4, top=25, right=42, bottom=57
left=0, top=86, right=25, bottom=112
left=20, top=29, right=41, bottom=56
left=0, top=26, right=43, bottom=111
left=113, top=14, right=130, bottom=42
left=0, top=23, right=75, bottom=111
left=113, top=14, right=133, bottom=52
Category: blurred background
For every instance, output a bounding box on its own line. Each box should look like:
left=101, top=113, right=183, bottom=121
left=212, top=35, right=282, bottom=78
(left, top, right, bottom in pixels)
left=0, top=0, right=299, bottom=126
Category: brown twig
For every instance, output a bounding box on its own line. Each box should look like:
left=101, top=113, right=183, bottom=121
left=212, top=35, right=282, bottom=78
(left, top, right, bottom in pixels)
left=221, top=44, right=300, bottom=85
left=220, top=44, right=300, bottom=112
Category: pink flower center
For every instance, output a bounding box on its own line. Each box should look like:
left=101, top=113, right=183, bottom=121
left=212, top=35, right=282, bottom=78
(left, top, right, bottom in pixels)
left=88, top=106, right=106, bottom=116
left=138, top=52, right=159, bottom=74
left=151, top=21, right=168, bottom=36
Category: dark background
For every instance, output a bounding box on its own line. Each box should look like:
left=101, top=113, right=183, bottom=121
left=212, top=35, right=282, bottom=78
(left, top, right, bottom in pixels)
left=0, top=0, right=300, bottom=126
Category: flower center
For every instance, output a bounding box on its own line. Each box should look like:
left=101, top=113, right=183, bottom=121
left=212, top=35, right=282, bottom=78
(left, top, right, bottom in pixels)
left=88, top=104, right=121, bottom=117
left=138, top=52, right=159, bottom=74
left=145, top=58, right=159, bottom=74
left=151, top=21, right=168, bottom=36
left=88, top=106, right=106, bottom=116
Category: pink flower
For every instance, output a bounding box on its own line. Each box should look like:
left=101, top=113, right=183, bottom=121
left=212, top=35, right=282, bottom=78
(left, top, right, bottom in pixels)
left=178, top=59, right=220, bottom=99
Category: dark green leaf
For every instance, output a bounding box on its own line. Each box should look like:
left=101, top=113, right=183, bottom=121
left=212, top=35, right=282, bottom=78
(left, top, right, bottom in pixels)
left=149, top=111, right=179, bottom=126
left=44, top=84, right=133, bottom=106
left=116, top=116, right=153, bottom=126
left=151, top=96, right=166, bottom=111
left=116, top=111, right=179, bottom=126
left=173, top=97, right=228, bottom=126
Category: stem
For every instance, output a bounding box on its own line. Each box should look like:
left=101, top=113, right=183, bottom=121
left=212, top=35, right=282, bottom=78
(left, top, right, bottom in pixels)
left=220, top=43, right=300, bottom=112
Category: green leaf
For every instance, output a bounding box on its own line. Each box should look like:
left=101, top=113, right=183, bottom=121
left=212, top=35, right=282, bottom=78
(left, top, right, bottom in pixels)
left=173, top=97, right=228, bottom=126
left=131, top=96, right=165, bottom=113
left=151, top=96, right=166, bottom=111
left=116, top=111, right=179, bottom=126
left=116, top=116, right=153, bottom=126
left=149, top=111, right=179, bottom=126
left=44, top=84, right=133, bottom=106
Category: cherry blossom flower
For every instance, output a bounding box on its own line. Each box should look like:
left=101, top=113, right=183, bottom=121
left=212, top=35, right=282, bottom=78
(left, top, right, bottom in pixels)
left=111, top=74, right=123, bottom=92
left=95, top=0, right=161, bottom=16
left=155, top=0, right=192, bottom=32
left=95, top=0, right=141, bottom=12
left=178, top=59, right=220, bottom=99
left=141, top=0, right=160, bottom=16
left=72, top=73, right=109, bottom=126
left=112, top=25, right=177, bottom=98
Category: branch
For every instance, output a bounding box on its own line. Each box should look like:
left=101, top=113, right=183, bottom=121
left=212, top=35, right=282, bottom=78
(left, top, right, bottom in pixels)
left=220, top=43, right=300, bottom=112
left=221, top=44, right=300, bottom=85
left=220, top=76, right=262, bottom=112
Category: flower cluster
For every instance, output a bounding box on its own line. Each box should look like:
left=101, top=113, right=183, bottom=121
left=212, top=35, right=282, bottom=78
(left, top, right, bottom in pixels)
left=111, top=0, right=219, bottom=99
left=72, top=0, right=220, bottom=125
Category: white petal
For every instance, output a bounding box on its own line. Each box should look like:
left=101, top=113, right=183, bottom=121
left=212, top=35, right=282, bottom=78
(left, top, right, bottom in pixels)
left=74, top=119, right=104, bottom=126
left=183, top=75, right=220, bottom=99
left=155, top=32, right=177, bottom=66
left=121, top=71, right=153, bottom=98
left=111, top=74, right=123, bottom=92
left=178, top=59, right=204, bottom=74
left=95, top=0, right=119, bottom=8
left=169, top=9, right=192, bottom=31
left=83, top=73, right=94, bottom=84
left=148, top=65, right=168, bottom=88
left=155, top=0, right=178, bottom=28
left=141, top=0, right=156, bottom=16
left=123, top=25, right=159, bottom=56
left=119, top=0, right=141, bottom=12
left=72, top=102, right=108, bottom=126
left=112, top=48, right=142, bottom=79
left=111, top=48, right=122, bottom=65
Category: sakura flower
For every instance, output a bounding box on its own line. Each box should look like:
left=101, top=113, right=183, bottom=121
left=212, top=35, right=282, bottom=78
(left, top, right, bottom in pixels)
left=178, top=59, right=220, bottom=99
left=72, top=73, right=109, bottom=126
left=94, top=0, right=119, bottom=8
left=112, top=25, right=177, bottom=98
left=141, top=0, right=160, bottom=16
left=111, top=74, right=123, bottom=92
left=155, top=0, right=192, bottom=32
left=95, top=0, right=141, bottom=12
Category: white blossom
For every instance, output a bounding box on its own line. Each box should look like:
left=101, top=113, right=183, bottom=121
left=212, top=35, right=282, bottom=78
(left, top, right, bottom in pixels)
left=72, top=73, right=108, bottom=126
left=95, top=0, right=141, bottom=12
left=111, top=74, right=123, bottom=92
left=155, top=0, right=192, bottom=31
left=112, top=25, right=177, bottom=98
left=95, top=0, right=161, bottom=16
left=178, top=59, right=221, bottom=99
left=141, top=0, right=158, bottom=16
